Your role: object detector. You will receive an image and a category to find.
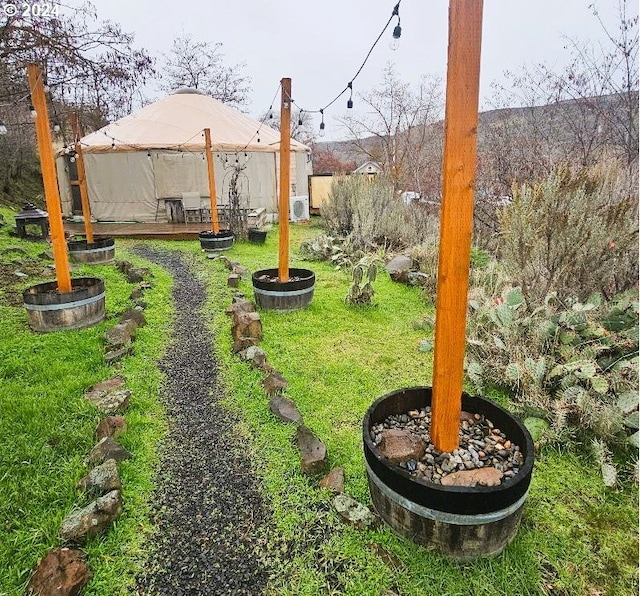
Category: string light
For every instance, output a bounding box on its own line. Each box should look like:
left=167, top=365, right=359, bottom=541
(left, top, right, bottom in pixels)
left=292, top=1, right=402, bottom=136
left=0, top=120, right=7, bottom=135
left=390, top=1, right=401, bottom=50
left=52, top=119, right=61, bottom=133
left=29, top=104, right=37, bottom=120
left=298, top=110, right=303, bottom=127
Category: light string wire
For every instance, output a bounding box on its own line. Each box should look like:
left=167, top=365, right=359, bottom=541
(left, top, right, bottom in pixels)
left=292, top=0, right=401, bottom=120
left=4, top=1, right=400, bottom=148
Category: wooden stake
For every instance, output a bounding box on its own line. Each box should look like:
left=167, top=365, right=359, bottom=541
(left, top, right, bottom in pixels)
left=278, top=77, right=291, bottom=282
left=27, top=63, right=72, bottom=293
left=204, top=128, right=220, bottom=234
left=72, top=112, right=94, bottom=243
left=431, top=0, right=483, bottom=453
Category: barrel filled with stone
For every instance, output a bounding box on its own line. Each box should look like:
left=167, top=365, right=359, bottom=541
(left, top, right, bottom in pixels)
left=362, top=386, right=534, bottom=560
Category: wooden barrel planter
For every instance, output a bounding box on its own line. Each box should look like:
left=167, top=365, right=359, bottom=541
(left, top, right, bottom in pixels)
left=363, top=386, right=534, bottom=560
left=199, top=230, right=234, bottom=252
left=23, top=277, right=106, bottom=333
left=248, top=228, right=267, bottom=244
left=67, top=237, right=115, bottom=264
left=252, top=268, right=315, bottom=311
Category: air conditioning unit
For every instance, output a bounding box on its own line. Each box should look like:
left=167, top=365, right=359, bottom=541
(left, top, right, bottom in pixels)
left=289, top=195, right=310, bottom=222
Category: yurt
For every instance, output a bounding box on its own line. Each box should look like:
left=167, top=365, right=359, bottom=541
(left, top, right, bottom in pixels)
left=56, top=89, right=312, bottom=223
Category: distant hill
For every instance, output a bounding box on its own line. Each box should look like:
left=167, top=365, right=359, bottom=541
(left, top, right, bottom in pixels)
left=312, top=93, right=638, bottom=176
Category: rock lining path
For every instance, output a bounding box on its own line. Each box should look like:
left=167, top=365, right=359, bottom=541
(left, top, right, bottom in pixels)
left=134, top=248, right=268, bottom=595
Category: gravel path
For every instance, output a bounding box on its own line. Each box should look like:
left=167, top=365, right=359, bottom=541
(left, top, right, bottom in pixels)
left=134, top=247, right=268, bottom=596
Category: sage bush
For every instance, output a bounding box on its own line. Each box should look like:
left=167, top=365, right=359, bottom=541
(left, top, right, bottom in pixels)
left=321, top=175, right=439, bottom=249
left=499, top=164, right=638, bottom=302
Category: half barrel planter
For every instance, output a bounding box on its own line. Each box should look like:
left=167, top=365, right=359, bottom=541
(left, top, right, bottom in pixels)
left=363, top=386, right=534, bottom=560
left=252, top=268, right=315, bottom=311
left=199, top=230, right=234, bottom=252
left=23, top=277, right=106, bottom=333
left=67, top=237, right=115, bottom=264
left=248, top=228, right=268, bottom=244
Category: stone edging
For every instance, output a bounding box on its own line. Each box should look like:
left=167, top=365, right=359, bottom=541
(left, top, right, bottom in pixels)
left=26, top=261, right=152, bottom=595
left=209, top=253, right=380, bottom=531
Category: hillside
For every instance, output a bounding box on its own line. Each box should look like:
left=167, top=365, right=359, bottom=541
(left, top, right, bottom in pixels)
left=312, top=93, right=639, bottom=177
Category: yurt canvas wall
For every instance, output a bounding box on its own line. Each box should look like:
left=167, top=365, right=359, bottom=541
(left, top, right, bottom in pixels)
left=56, top=89, right=311, bottom=223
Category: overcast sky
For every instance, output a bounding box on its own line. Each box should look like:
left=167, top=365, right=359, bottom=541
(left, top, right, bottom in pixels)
left=89, top=0, right=635, bottom=141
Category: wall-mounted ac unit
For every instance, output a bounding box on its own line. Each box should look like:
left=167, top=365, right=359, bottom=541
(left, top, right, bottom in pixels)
left=289, top=195, right=310, bottom=222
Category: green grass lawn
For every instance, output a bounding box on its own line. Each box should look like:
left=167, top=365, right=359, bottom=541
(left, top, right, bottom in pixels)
left=0, top=213, right=637, bottom=595
left=0, top=208, right=172, bottom=595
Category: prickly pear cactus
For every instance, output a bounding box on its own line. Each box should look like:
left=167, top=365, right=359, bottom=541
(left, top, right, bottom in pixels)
left=345, top=260, right=380, bottom=306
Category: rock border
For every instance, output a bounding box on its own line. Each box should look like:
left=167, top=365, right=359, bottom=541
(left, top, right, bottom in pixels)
left=210, top=253, right=377, bottom=530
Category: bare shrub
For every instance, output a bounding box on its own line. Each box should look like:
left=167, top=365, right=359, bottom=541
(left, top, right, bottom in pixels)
left=499, top=163, right=638, bottom=302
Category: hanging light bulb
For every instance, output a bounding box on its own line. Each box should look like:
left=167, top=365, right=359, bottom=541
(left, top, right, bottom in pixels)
left=29, top=105, right=37, bottom=120
left=319, top=109, right=326, bottom=137
left=111, top=139, right=115, bottom=149
left=43, top=85, right=50, bottom=93
left=0, top=120, right=7, bottom=135
left=147, top=151, right=151, bottom=160
left=347, top=82, right=354, bottom=109
left=268, top=109, right=273, bottom=120
left=298, top=110, right=303, bottom=127
left=390, top=24, right=402, bottom=50
left=70, top=156, right=76, bottom=163
left=53, top=119, right=61, bottom=133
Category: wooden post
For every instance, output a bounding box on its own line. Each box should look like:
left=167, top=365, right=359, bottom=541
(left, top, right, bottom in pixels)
left=71, top=112, right=94, bottom=243
left=27, top=63, right=72, bottom=293
left=431, top=0, right=484, bottom=453
left=204, top=128, right=220, bottom=234
left=278, top=77, right=291, bottom=282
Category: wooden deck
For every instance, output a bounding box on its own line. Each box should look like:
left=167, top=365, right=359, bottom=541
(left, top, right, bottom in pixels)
left=64, top=222, right=212, bottom=240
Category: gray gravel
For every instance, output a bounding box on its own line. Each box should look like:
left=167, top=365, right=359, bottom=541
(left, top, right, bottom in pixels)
left=134, top=247, right=268, bottom=596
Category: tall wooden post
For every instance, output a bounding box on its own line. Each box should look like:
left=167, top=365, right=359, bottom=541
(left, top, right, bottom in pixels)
left=431, top=0, right=484, bottom=453
left=278, top=77, right=291, bottom=282
left=71, top=112, right=94, bottom=243
left=204, top=128, right=220, bottom=234
left=27, top=63, right=72, bottom=293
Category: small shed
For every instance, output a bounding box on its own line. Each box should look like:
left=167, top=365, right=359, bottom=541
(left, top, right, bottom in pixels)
left=352, top=161, right=382, bottom=176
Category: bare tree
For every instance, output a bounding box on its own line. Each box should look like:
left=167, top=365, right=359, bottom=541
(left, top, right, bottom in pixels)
left=0, top=2, right=154, bottom=127
left=473, top=0, right=638, bottom=249
left=481, top=0, right=638, bottom=180
left=158, top=34, right=251, bottom=109
left=0, top=1, right=153, bottom=202
left=340, top=64, right=443, bottom=196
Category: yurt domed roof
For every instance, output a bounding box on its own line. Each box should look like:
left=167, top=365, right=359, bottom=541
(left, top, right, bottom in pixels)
left=80, top=91, right=309, bottom=154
